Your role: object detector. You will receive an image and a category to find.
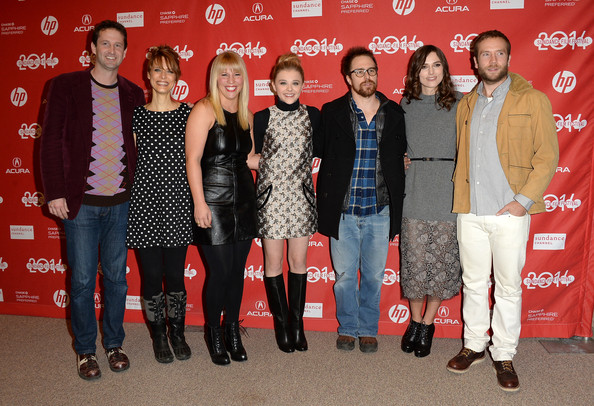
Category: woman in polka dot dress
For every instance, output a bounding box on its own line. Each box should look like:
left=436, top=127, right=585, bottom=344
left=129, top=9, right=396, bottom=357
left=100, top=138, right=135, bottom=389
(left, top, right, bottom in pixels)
left=126, top=45, right=193, bottom=364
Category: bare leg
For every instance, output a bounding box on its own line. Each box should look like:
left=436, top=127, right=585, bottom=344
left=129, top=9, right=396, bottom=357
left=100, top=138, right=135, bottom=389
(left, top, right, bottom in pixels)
left=409, top=297, right=425, bottom=323
left=287, top=236, right=310, bottom=274
left=422, top=296, right=442, bottom=324
left=262, top=239, right=285, bottom=277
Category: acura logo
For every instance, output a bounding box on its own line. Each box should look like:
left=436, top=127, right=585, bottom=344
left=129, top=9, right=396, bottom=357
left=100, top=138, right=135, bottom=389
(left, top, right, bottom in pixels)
left=255, top=300, right=266, bottom=310
left=252, top=3, right=263, bottom=14
left=82, top=14, right=92, bottom=25
left=446, top=0, right=457, bottom=4
left=437, top=306, right=450, bottom=318
left=12, top=157, right=22, bottom=168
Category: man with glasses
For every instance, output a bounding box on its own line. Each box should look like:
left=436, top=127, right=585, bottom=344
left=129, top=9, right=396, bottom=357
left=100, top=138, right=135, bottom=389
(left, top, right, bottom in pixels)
left=314, top=46, right=406, bottom=353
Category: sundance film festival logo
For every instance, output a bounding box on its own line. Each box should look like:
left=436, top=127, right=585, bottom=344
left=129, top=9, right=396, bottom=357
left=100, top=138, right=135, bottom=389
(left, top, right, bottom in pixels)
left=554, top=113, right=587, bottom=133
left=54, top=289, right=70, bottom=308
left=41, top=16, right=58, bottom=36
left=174, top=45, right=194, bottom=61
left=393, top=0, right=415, bottom=15
left=524, top=270, right=574, bottom=290
left=544, top=193, right=581, bottom=212
left=0, top=257, right=8, bottom=272
left=245, top=265, right=264, bottom=281
left=17, top=53, right=59, bottom=70
left=79, top=50, right=91, bottom=67
left=184, top=264, right=198, bottom=279
left=450, top=33, right=478, bottom=53
left=11, top=87, right=27, bottom=107
left=171, top=80, right=189, bottom=101
left=389, top=304, right=410, bottom=324
left=383, top=268, right=398, bottom=285
left=369, top=35, right=423, bottom=55
left=218, top=42, right=267, bottom=59
left=291, top=38, right=343, bottom=57
left=206, top=4, right=225, bottom=25
left=552, top=71, right=576, bottom=93
left=22, top=191, right=45, bottom=207
left=19, top=123, right=42, bottom=139
left=535, top=31, right=592, bottom=51
left=27, top=258, right=66, bottom=273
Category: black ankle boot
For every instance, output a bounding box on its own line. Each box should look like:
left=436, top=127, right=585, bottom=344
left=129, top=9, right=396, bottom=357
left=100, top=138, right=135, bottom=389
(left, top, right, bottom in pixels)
left=167, top=291, right=191, bottom=361
left=288, top=272, right=308, bottom=351
left=415, top=322, right=435, bottom=358
left=224, top=321, right=248, bottom=362
left=264, top=275, right=294, bottom=353
left=206, top=324, right=230, bottom=365
left=144, top=293, right=174, bottom=363
left=401, top=319, right=421, bottom=353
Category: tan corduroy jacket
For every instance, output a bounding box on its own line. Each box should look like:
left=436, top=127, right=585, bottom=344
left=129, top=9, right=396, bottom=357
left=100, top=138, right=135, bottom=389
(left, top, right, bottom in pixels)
left=452, top=72, right=559, bottom=215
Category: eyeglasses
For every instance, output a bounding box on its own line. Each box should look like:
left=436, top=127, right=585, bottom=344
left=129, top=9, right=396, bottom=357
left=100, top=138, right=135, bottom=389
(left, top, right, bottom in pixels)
left=350, top=67, right=378, bottom=77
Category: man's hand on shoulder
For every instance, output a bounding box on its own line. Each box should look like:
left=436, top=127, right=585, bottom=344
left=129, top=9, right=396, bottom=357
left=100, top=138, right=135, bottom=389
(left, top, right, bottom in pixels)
left=48, top=198, right=69, bottom=220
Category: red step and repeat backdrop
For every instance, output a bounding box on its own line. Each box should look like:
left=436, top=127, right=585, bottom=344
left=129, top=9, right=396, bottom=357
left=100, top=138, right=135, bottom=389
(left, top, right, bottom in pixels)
left=1, top=0, right=593, bottom=338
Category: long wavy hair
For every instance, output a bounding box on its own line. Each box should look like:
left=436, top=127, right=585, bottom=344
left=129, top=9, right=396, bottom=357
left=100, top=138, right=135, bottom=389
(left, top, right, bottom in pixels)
left=403, top=45, right=457, bottom=111
left=208, top=51, right=250, bottom=130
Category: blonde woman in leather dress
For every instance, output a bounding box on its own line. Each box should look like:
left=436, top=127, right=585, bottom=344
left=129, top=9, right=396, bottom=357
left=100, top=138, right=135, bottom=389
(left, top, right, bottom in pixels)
left=186, top=51, right=258, bottom=366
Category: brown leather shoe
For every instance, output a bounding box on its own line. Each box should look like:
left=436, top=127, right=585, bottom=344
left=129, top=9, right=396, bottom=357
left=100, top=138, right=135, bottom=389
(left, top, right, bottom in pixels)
left=493, top=361, right=520, bottom=392
left=77, top=353, right=101, bottom=380
left=446, top=347, right=486, bottom=373
left=106, top=347, right=130, bottom=372
left=359, top=337, right=378, bottom=353
left=336, top=335, right=355, bottom=351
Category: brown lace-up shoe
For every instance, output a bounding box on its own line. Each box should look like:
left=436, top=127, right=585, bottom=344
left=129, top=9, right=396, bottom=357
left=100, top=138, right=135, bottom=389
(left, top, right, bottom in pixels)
left=106, top=347, right=130, bottom=372
left=446, top=347, right=486, bottom=373
left=77, top=353, right=101, bottom=380
left=493, top=361, right=520, bottom=392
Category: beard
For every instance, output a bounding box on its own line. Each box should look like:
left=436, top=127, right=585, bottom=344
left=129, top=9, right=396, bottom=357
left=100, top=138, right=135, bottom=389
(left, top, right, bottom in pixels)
left=352, top=79, right=377, bottom=97
left=478, top=63, right=509, bottom=85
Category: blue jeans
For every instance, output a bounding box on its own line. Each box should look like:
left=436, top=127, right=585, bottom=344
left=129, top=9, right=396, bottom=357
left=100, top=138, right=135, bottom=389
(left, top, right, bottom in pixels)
left=330, top=206, right=390, bottom=337
left=63, top=202, right=129, bottom=354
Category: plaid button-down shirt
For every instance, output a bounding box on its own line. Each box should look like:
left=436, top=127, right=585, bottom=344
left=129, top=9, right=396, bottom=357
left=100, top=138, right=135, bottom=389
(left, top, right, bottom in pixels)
left=346, top=96, right=380, bottom=216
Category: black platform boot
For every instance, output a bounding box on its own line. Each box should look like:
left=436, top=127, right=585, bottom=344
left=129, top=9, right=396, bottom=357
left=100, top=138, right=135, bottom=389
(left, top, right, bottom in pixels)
left=144, top=292, right=174, bottom=363
left=224, top=321, right=248, bottom=362
left=206, top=323, right=230, bottom=365
left=167, top=291, right=191, bottom=361
left=288, top=272, right=308, bottom=351
left=264, top=275, right=295, bottom=353
left=401, top=319, right=421, bottom=353
left=415, top=322, right=435, bottom=358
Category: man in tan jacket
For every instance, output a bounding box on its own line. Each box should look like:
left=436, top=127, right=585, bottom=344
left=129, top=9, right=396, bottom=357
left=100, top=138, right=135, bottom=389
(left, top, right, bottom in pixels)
left=446, top=30, right=558, bottom=392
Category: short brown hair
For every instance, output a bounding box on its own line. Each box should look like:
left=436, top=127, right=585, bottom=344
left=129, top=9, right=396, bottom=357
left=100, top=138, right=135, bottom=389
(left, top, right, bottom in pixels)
left=340, top=46, right=377, bottom=77
left=146, top=45, right=181, bottom=81
left=471, top=30, right=511, bottom=56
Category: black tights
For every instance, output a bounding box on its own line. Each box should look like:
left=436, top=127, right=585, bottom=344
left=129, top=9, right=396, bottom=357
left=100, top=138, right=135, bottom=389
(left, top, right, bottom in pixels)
left=201, top=240, right=252, bottom=325
left=137, top=246, right=188, bottom=299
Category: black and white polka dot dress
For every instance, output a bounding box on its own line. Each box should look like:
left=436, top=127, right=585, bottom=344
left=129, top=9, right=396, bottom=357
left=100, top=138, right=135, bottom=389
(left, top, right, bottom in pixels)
left=126, top=103, right=193, bottom=248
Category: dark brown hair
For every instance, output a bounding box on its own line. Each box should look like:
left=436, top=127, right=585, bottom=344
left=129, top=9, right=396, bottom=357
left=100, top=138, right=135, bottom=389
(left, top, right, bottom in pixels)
left=470, top=30, right=511, bottom=56
left=92, top=20, right=127, bottom=49
left=146, top=45, right=181, bottom=81
left=403, top=45, right=457, bottom=111
left=340, top=46, right=377, bottom=77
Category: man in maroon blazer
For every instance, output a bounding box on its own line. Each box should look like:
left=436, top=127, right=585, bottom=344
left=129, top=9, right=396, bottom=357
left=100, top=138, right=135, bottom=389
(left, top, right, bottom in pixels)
left=40, top=20, right=144, bottom=381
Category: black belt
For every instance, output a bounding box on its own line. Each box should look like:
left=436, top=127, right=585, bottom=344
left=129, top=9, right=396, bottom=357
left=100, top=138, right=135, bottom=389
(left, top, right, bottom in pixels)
left=409, top=157, right=454, bottom=161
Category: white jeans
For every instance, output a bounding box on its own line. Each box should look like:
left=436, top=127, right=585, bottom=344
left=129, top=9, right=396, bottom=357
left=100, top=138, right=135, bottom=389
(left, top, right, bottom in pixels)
left=457, top=213, right=530, bottom=361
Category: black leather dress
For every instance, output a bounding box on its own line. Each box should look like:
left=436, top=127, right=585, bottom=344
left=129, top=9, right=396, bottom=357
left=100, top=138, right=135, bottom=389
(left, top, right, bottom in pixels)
left=196, top=110, right=257, bottom=245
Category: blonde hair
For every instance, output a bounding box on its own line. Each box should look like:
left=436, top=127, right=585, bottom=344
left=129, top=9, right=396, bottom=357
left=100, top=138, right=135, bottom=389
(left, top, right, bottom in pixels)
left=271, top=53, right=304, bottom=82
left=208, top=51, right=250, bottom=130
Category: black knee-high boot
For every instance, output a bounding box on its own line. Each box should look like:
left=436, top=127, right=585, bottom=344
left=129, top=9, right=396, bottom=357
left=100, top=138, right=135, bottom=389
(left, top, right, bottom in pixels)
left=264, top=275, right=294, bottom=353
left=144, top=292, right=174, bottom=363
left=167, top=291, right=191, bottom=360
left=288, top=272, right=308, bottom=351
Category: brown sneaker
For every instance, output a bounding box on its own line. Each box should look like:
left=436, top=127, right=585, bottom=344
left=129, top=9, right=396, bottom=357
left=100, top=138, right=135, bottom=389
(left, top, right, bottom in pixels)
left=106, top=347, right=130, bottom=372
left=446, top=347, right=486, bottom=373
left=493, top=361, right=520, bottom=392
left=77, top=353, right=101, bottom=380
left=359, top=336, right=378, bottom=353
left=336, top=335, right=355, bottom=351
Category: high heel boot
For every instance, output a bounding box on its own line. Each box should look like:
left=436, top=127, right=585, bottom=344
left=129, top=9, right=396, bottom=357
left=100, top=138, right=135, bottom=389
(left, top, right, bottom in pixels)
left=264, top=275, right=294, bottom=353
left=144, top=292, right=174, bottom=363
left=401, top=319, right=421, bottom=353
left=167, top=291, right=191, bottom=360
left=224, top=321, right=248, bottom=362
left=415, top=322, right=435, bottom=358
left=288, top=272, right=308, bottom=351
left=206, top=323, right=230, bottom=365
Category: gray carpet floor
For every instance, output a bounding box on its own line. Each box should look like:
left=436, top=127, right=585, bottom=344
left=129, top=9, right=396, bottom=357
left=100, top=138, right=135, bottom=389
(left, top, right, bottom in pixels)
left=0, top=314, right=592, bottom=406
